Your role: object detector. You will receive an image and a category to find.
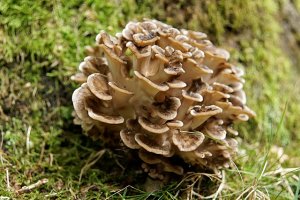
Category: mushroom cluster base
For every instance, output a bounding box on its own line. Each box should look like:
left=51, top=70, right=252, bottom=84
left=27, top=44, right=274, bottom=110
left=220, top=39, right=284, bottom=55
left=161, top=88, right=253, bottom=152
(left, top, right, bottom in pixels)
left=72, top=19, right=255, bottom=180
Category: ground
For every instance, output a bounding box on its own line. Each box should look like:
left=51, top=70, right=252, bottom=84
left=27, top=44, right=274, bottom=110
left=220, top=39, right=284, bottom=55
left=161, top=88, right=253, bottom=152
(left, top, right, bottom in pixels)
left=0, top=0, right=299, bottom=199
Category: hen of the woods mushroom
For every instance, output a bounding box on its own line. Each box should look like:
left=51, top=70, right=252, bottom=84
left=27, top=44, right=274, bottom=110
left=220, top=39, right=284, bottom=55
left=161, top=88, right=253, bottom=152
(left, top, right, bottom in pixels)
left=71, top=19, right=255, bottom=180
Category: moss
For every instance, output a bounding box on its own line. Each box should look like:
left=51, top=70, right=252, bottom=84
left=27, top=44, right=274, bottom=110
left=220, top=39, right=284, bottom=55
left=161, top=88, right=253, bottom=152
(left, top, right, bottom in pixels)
left=0, top=0, right=299, bottom=199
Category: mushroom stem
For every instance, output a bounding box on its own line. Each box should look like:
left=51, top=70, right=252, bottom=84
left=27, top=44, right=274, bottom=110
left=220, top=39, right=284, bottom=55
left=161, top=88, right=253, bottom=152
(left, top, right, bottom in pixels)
left=176, top=90, right=203, bottom=121
left=99, top=44, right=133, bottom=89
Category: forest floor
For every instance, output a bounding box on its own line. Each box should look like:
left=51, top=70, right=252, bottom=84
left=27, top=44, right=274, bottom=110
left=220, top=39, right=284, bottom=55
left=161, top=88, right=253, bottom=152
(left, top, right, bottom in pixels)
left=0, top=0, right=300, bottom=199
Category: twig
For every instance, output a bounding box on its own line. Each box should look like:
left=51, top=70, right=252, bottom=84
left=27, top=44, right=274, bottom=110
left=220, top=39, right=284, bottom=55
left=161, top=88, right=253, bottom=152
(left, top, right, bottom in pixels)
left=264, top=167, right=299, bottom=176
left=0, top=131, right=3, bottom=151
left=6, top=168, right=10, bottom=191
left=79, top=149, right=106, bottom=182
left=69, top=188, right=77, bottom=199
left=26, top=126, right=32, bottom=154
left=45, top=192, right=58, bottom=198
left=212, top=170, right=225, bottom=200
left=236, top=186, right=253, bottom=200
left=0, top=131, right=4, bottom=165
left=49, top=153, right=53, bottom=166
left=16, top=178, right=48, bottom=194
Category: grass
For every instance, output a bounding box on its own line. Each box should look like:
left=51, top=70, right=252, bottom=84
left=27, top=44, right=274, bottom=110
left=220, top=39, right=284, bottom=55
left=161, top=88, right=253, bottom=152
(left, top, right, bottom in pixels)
left=0, top=0, right=299, bottom=199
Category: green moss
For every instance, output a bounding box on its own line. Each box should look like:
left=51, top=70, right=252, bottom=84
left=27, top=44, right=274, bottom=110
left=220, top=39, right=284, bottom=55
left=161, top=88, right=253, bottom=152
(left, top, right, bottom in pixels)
left=0, top=0, right=299, bottom=199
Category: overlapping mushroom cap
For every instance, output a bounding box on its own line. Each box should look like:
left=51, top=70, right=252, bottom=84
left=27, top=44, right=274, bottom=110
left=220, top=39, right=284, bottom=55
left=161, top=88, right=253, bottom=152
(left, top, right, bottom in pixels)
left=71, top=19, right=255, bottom=179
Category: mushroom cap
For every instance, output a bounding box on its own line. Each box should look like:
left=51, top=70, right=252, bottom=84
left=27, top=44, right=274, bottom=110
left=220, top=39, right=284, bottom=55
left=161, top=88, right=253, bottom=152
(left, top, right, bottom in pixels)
left=226, top=126, right=239, bottom=136
left=190, top=105, right=223, bottom=117
left=212, top=82, right=234, bottom=93
left=87, top=73, right=112, bottom=100
left=72, top=83, right=93, bottom=123
left=79, top=59, right=100, bottom=76
left=108, top=82, right=133, bottom=94
left=120, top=129, right=140, bottom=149
left=188, top=105, right=223, bottom=129
left=132, top=32, right=159, bottom=47
left=167, top=80, right=187, bottom=89
left=138, top=117, right=169, bottom=134
left=126, top=41, right=152, bottom=58
left=204, top=120, right=227, bottom=140
left=166, top=120, right=184, bottom=128
left=135, top=134, right=173, bottom=156
left=134, top=71, right=169, bottom=96
left=179, top=58, right=213, bottom=82
left=200, top=89, right=230, bottom=104
left=164, top=63, right=185, bottom=75
left=172, top=130, right=205, bottom=152
left=71, top=73, right=87, bottom=83
left=182, top=90, right=203, bottom=103
left=87, top=108, right=124, bottom=124
left=96, top=31, right=116, bottom=48
left=153, top=97, right=181, bottom=120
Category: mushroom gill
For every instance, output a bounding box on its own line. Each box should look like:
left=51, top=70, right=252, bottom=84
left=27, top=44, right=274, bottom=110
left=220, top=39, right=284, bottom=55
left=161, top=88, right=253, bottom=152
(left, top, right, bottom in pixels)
left=72, top=19, right=255, bottom=179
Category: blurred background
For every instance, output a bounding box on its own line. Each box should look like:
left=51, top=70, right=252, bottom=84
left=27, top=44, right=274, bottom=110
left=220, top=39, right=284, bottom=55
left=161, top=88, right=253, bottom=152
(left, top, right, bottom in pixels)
left=0, top=0, right=299, bottom=199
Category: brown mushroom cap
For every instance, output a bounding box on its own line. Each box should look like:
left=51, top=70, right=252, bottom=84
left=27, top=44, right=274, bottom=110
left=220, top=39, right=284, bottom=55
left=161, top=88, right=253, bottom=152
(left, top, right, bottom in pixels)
left=138, top=117, right=169, bottom=134
left=182, top=90, right=203, bottom=103
left=226, top=126, right=239, bottom=136
left=212, top=82, right=234, bottom=93
left=120, top=129, right=140, bottom=149
left=166, top=120, right=184, bottom=128
left=215, top=101, right=255, bottom=120
left=179, top=58, right=213, bottom=81
left=87, top=73, right=112, bottom=100
left=167, top=80, right=187, bottom=89
left=135, top=134, right=173, bottom=156
left=188, top=105, right=223, bottom=129
left=164, top=63, right=185, bottom=75
left=232, top=90, right=247, bottom=105
left=72, top=83, right=93, bottom=123
left=204, top=120, right=227, bottom=140
left=79, top=58, right=101, bottom=76
left=172, top=130, right=205, bottom=152
left=200, top=89, right=230, bottom=104
left=202, top=47, right=230, bottom=68
left=96, top=31, right=116, bottom=48
left=122, top=22, right=138, bottom=40
left=152, top=97, right=181, bottom=120
left=87, top=108, right=124, bottom=124
left=132, top=32, right=159, bottom=47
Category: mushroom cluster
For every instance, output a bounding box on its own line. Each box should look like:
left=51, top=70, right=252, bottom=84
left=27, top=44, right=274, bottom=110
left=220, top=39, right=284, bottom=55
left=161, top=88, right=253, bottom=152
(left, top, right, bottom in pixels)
left=72, top=19, right=255, bottom=179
